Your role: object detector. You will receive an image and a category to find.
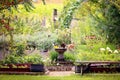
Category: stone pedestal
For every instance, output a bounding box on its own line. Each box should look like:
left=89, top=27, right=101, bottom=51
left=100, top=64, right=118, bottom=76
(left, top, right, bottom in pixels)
left=55, top=48, right=67, bottom=62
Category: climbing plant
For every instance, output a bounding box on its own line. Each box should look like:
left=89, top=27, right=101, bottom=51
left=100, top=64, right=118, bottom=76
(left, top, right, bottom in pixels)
left=59, top=0, right=84, bottom=28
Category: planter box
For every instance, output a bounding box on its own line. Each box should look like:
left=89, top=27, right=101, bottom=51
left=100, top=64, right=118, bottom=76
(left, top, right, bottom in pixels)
left=0, top=64, right=45, bottom=72
left=0, top=63, right=30, bottom=72
left=30, top=64, right=45, bottom=72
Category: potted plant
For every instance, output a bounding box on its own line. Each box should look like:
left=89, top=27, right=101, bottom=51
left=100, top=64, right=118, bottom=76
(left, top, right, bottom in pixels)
left=0, top=53, right=44, bottom=72
left=56, top=29, right=71, bottom=46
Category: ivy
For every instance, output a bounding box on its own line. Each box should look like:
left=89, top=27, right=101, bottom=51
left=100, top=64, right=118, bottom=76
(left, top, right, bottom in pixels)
left=59, top=0, right=84, bottom=28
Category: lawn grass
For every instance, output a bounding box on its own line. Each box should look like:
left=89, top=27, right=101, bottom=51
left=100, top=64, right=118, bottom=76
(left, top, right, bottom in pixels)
left=0, top=74, right=120, bottom=80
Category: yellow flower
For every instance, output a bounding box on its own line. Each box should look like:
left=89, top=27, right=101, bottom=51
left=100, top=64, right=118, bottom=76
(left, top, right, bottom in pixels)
left=54, top=46, right=59, bottom=49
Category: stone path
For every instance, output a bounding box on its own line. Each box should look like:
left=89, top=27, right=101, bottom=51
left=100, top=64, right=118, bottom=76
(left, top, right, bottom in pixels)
left=48, top=71, right=75, bottom=76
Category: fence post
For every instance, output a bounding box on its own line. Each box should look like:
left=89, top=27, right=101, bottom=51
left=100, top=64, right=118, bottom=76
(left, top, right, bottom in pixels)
left=53, top=9, right=58, bottom=28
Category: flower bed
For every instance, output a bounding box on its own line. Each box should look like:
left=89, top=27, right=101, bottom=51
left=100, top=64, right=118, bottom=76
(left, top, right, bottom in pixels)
left=0, top=64, right=30, bottom=72
left=0, top=63, right=45, bottom=73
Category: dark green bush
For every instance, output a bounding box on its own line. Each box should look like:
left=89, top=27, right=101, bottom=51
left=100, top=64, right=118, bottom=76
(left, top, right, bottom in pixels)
left=49, top=50, right=58, bottom=62
left=64, top=51, right=76, bottom=62
left=24, top=54, right=43, bottom=64
left=15, top=43, right=26, bottom=56
left=2, top=53, right=43, bottom=64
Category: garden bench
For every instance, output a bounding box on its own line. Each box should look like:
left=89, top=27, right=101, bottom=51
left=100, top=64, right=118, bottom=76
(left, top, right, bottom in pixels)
left=75, top=61, right=120, bottom=75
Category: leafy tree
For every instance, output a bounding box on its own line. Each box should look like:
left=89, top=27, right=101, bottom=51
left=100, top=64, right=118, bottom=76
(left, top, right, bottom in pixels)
left=0, top=0, right=45, bottom=57
left=89, top=0, right=120, bottom=44
left=60, top=0, right=120, bottom=45
left=0, top=0, right=34, bottom=11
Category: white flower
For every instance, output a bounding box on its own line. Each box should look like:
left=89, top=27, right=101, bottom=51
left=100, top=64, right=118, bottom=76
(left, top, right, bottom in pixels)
left=43, top=59, right=46, bottom=62
left=106, top=47, right=111, bottom=51
left=108, top=49, right=112, bottom=53
left=56, top=63, right=59, bottom=66
left=100, top=48, right=105, bottom=52
left=113, top=50, right=119, bottom=54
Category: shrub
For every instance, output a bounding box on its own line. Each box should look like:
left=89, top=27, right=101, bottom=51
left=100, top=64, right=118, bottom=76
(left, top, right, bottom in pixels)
left=77, top=51, right=120, bottom=61
left=32, top=32, right=57, bottom=51
left=1, top=53, right=43, bottom=64
left=64, top=51, right=76, bottom=62
left=2, top=53, right=19, bottom=64
left=56, top=29, right=71, bottom=45
left=15, top=43, right=26, bottom=56
left=49, top=50, right=58, bottom=62
left=24, top=54, right=43, bottom=64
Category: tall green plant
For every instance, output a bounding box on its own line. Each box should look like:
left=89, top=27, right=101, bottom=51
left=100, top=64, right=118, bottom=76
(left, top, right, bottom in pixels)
left=61, top=0, right=120, bottom=45
left=49, top=50, right=58, bottom=62
left=89, top=0, right=120, bottom=45
left=59, top=0, right=84, bottom=28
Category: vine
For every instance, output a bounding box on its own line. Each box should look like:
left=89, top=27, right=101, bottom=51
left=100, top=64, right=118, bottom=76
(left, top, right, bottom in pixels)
left=59, top=0, right=84, bottom=28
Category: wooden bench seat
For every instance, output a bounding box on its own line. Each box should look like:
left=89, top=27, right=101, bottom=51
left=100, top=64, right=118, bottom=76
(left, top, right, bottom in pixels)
left=75, top=61, right=120, bottom=75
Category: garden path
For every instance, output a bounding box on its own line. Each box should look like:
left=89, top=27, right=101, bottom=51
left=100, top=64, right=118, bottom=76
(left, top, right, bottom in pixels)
left=48, top=71, right=75, bottom=76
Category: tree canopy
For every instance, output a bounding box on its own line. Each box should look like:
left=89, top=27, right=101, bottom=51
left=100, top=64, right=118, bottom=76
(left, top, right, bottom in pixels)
left=59, top=0, right=120, bottom=45
left=0, top=0, right=34, bottom=11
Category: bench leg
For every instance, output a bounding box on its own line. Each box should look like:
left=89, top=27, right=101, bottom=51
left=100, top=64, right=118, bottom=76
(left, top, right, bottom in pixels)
left=81, top=66, right=83, bottom=75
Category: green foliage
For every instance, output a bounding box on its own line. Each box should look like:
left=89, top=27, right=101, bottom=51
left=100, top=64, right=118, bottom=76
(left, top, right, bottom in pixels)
left=105, top=5, right=120, bottom=44
left=33, top=32, right=57, bottom=51
left=64, top=51, right=76, bottom=62
left=76, top=46, right=120, bottom=61
left=56, top=29, right=71, bottom=45
left=15, top=43, right=26, bottom=56
left=61, top=0, right=120, bottom=45
left=49, top=50, right=58, bottom=62
left=59, top=0, right=84, bottom=28
left=24, top=54, right=43, bottom=64
left=1, top=74, right=120, bottom=80
left=50, top=50, right=76, bottom=62
left=0, top=0, right=35, bottom=11
left=2, top=53, right=43, bottom=64
left=77, top=52, right=120, bottom=61
left=12, top=16, right=41, bottom=34
left=2, top=53, right=18, bottom=64
left=89, top=0, right=120, bottom=44
left=13, top=31, right=58, bottom=51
